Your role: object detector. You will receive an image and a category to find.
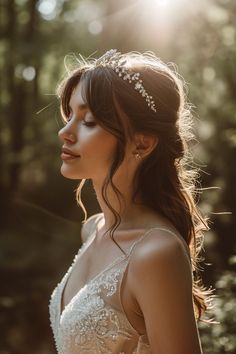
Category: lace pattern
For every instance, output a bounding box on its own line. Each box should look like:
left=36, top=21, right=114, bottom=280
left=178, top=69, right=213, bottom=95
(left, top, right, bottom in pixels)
left=48, top=223, right=185, bottom=354
left=49, top=254, right=150, bottom=354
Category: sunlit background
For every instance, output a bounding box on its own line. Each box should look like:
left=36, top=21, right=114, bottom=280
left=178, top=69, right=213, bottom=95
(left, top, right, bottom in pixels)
left=0, top=0, right=236, bottom=353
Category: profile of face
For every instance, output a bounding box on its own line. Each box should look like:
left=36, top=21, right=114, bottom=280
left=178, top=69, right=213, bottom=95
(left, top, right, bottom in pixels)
left=58, top=81, right=118, bottom=181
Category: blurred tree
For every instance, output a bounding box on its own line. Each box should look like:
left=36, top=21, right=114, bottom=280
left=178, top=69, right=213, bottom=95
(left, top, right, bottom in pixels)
left=0, top=0, right=102, bottom=227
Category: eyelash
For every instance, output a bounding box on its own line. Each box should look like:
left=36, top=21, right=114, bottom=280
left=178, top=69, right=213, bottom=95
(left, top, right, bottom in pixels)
left=64, top=115, right=96, bottom=127
left=82, top=121, right=96, bottom=127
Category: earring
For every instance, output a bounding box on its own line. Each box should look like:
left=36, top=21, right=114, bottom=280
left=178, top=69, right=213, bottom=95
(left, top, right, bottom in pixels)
left=134, top=152, right=142, bottom=160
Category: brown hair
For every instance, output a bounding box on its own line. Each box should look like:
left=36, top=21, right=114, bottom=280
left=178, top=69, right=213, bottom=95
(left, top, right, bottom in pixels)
left=57, top=51, right=217, bottom=324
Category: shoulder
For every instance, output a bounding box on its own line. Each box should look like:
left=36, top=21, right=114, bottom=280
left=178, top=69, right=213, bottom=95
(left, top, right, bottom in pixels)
left=131, top=227, right=191, bottom=268
left=81, top=212, right=103, bottom=244
left=129, top=227, right=193, bottom=301
left=127, top=229, right=200, bottom=353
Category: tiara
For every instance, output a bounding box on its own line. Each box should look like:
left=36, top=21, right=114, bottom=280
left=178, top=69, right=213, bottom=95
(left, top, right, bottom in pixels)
left=96, top=49, right=157, bottom=113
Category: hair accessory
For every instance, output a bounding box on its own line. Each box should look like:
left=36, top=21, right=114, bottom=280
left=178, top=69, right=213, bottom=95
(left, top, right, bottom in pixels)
left=96, top=49, right=157, bottom=113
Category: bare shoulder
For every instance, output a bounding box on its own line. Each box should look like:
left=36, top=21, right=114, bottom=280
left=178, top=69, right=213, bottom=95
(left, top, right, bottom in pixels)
left=129, top=229, right=195, bottom=316
left=128, top=229, right=201, bottom=354
left=81, top=212, right=103, bottom=244
left=129, top=227, right=192, bottom=274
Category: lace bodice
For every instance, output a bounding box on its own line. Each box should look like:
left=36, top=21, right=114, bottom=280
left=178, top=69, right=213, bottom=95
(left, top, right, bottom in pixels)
left=49, top=217, right=188, bottom=354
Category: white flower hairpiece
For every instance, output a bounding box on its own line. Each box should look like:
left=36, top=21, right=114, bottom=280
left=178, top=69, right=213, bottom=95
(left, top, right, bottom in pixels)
left=96, top=49, right=157, bottom=113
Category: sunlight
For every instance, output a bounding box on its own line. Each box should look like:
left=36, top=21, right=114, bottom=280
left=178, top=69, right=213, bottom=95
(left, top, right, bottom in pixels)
left=140, top=0, right=179, bottom=11
left=139, top=0, right=200, bottom=18
left=137, top=0, right=182, bottom=26
left=152, top=0, right=170, bottom=7
left=133, top=0, right=200, bottom=45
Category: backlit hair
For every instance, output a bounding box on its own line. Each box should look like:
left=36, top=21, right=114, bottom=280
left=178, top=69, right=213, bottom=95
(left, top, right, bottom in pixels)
left=57, top=51, right=217, bottom=324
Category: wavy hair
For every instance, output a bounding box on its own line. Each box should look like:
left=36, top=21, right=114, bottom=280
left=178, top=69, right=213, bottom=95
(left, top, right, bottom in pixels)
left=57, top=51, right=217, bottom=324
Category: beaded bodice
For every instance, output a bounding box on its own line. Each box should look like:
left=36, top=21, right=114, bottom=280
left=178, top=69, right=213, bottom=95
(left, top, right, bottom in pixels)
left=49, top=216, right=185, bottom=354
left=49, top=252, right=151, bottom=353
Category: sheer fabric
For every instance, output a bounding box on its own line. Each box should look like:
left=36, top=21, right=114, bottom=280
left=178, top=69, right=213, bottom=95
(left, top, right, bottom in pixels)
left=49, top=215, right=189, bottom=354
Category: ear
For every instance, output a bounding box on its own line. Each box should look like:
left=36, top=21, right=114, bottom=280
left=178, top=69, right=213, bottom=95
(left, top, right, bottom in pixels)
left=132, top=133, right=158, bottom=158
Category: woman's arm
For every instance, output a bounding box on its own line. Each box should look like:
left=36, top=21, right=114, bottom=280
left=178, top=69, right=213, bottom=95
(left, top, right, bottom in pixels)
left=129, top=230, right=203, bottom=354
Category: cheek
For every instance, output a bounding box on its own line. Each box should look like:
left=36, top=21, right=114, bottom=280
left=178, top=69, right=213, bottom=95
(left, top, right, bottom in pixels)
left=79, top=127, right=117, bottom=162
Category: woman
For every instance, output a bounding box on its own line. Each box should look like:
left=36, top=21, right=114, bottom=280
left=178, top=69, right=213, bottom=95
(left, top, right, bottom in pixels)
left=49, top=49, right=215, bottom=354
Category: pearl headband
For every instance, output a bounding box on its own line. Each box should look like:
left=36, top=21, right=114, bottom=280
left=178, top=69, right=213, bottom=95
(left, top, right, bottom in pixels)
left=96, top=49, right=157, bottom=113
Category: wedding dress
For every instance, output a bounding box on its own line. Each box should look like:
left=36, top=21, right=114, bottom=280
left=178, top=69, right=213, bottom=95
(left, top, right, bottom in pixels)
left=49, top=214, right=188, bottom=354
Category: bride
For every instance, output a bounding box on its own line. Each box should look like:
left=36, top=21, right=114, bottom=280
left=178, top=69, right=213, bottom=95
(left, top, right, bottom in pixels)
left=49, top=49, right=214, bottom=354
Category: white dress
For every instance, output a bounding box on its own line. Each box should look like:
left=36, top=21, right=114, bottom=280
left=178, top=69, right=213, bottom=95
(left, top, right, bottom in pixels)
left=49, top=215, right=187, bottom=353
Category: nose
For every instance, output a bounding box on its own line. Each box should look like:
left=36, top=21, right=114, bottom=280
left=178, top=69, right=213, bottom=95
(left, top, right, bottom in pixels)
left=58, top=125, right=76, bottom=143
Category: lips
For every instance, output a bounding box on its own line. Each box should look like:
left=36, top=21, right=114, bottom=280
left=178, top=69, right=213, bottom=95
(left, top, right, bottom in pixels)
left=61, top=147, right=80, bottom=160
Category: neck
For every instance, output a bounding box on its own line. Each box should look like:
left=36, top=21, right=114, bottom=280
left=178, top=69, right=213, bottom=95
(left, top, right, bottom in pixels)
left=92, top=178, right=155, bottom=232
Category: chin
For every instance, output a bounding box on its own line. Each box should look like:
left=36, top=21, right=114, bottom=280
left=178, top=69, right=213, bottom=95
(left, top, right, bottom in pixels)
left=60, top=165, right=84, bottom=180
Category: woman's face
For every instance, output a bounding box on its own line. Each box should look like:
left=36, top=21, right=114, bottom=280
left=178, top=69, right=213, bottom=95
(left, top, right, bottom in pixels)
left=58, top=81, right=118, bottom=181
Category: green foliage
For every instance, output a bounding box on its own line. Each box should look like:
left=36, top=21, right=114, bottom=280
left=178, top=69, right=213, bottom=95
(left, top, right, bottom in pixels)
left=199, top=265, right=236, bottom=353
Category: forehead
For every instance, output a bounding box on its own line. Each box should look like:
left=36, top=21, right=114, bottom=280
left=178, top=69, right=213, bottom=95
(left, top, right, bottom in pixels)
left=69, top=82, right=84, bottom=107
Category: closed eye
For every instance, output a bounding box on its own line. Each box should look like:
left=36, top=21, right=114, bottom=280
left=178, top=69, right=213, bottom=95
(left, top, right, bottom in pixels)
left=61, top=105, right=96, bottom=127
left=82, top=120, right=97, bottom=127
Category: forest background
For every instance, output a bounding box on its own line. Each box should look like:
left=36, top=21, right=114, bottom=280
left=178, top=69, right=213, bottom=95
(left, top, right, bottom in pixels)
left=0, top=0, right=236, bottom=353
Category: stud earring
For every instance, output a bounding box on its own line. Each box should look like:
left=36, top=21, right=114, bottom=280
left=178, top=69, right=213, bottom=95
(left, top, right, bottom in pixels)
left=134, top=152, right=142, bottom=160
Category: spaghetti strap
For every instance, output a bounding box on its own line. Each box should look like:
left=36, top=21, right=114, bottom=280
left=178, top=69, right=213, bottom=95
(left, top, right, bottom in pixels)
left=127, top=226, right=191, bottom=266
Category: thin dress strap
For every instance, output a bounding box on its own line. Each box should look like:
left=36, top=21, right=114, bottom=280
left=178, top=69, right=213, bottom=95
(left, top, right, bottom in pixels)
left=126, top=227, right=191, bottom=267
left=117, top=226, right=192, bottom=330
